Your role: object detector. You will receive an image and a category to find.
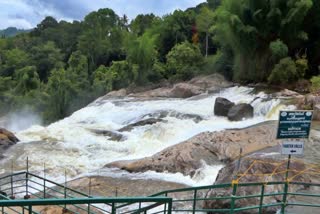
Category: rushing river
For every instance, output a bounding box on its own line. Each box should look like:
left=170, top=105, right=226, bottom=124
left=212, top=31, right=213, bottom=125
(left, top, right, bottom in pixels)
left=0, top=86, right=293, bottom=186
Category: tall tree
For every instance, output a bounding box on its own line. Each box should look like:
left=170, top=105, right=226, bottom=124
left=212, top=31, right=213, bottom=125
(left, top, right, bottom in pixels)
left=213, top=0, right=313, bottom=82
left=196, top=6, right=215, bottom=57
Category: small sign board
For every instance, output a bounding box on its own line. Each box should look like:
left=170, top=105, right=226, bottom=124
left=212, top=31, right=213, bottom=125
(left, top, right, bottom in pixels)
left=277, top=110, right=313, bottom=139
left=281, top=141, right=304, bottom=155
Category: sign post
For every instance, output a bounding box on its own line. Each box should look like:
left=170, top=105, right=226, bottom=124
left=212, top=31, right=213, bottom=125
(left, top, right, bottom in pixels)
left=277, top=110, right=313, bottom=214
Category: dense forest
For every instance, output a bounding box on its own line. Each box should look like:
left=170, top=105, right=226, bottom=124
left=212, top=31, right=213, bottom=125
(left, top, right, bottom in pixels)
left=0, top=0, right=320, bottom=123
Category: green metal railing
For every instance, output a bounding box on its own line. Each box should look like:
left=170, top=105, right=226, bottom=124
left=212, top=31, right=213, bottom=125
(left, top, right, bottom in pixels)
left=150, top=180, right=320, bottom=213
left=0, top=171, right=172, bottom=213
left=1, top=171, right=320, bottom=213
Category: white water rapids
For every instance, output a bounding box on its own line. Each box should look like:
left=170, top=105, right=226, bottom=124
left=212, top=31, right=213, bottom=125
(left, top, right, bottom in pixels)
left=0, top=86, right=293, bottom=186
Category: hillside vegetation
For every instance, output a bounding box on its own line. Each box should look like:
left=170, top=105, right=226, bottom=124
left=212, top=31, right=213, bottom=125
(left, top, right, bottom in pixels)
left=0, top=0, right=320, bottom=123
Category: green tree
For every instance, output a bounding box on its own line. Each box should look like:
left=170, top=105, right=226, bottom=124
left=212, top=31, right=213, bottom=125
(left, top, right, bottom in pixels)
left=127, top=32, right=158, bottom=84
left=14, top=66, right=40, bottom=95
left=45, top=68, right=76, bottom=121
left=213, top=0, right=313, bottom=82
left=196, top=6, right=215, bottom=57
left=268, top=57, right=298, bottom=84
left=31, top=41, right=64, bottom=82
left=1, top=48, right=29, bottom=76
left=93, top=65, right=116, bottom=96
left=130, top=14, right=157, bottom=36
left=166, top=42, right=204, bottom=80
left=78, top=8, right=124, bottom=72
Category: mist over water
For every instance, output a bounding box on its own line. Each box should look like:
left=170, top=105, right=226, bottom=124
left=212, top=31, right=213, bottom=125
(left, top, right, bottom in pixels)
left=0, top=87, right=293, bottom=186
left=1, top=107, right=42, bottom=132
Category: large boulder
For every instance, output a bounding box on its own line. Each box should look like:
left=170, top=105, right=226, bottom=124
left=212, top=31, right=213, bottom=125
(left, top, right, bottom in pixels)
left=0, top=128, right=19, bottom=157
left=169, top=83, right=203, bottom=98
left=105, top=122, right=279, bottom=177
left=214, top=97, right=235, bottom=117
left=188, top=73, right=232, bottom=93
left=203, top=156, right=314, bottom=214
left=227, top=103, right=254, bottom=121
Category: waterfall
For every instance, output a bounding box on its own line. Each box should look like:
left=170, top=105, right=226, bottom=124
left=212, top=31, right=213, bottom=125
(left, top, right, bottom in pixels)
left=0, top=86, right=292, bottom=185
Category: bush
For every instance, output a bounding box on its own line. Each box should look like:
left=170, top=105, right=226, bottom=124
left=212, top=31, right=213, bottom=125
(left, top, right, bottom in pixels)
left=310, top=76, right=320, bottom=93
left=166, top=42, right=204, bottom=80
left=268, top=57, right=297, bottom=84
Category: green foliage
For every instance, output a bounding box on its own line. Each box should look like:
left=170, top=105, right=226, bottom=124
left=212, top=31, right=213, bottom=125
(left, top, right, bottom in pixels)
left=130, top=14, right=157, bottom=36
left=268, top=57, right=298, bottom=84
left=213, top=0, right=313, bottom=82
left=93, top=65, right=116, bottom=96
left=166, top=42, right=204, bottom=80
left=44, top=68, right=76, bottom=122
left=14, top=66, right=40, bottom=95
left=127, top=32, right=158, bottom=84
left=310, top=76, right=320, bottom=92
left=31, top=41, right=64, bottom=82
left=270, top=40, right=289, bottom=61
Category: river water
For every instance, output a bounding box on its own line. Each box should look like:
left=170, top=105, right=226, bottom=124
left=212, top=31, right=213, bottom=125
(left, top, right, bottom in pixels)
left=0, top=86, right=293, bottom=186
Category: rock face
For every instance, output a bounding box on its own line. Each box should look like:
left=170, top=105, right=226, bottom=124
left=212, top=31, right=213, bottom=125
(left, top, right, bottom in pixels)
left=203, top=157, right=315, bottom=214
left=128, top=74, right=231, bottom=98
left=169, top=83, right=203, bottom=98
left=89, top=129, right=126, bottom=141
left=106, top=122, right=278, bottom=176
left=0, top=128, right=19, bottom=155
left=214, top=97, right=235, bottom=117
left=227, top=104, right=254, bottom=121
left=106, top=88, right=127, bottom=97
left=119, top=118, right=165, bottom=132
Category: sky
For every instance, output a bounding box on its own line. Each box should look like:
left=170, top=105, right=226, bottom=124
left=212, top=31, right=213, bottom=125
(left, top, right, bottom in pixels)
left=0, top=0, right=206, bottom=29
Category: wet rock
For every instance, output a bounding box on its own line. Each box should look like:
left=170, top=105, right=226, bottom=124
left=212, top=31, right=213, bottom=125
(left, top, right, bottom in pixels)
left=89, top=129, right=126, bottom=141
left=106, top=88, right=127, bottom=97
left=169, top=83, right=203, bottom=98
left=119, top=118, right=165, bottom=132
left=203, top=157, right=313, bottom=214
left=106, top=122, right=279, bottom=176
left=274, top=89, right=301, bottom=98
left=227, top=103, right=254, bottom=121
left=142, top=110, right=203, bottom=123
left=0, top=128, right=19, bottom=156
left=214, top=97, right=235, bottom=117
left=188, top=73, right=232, bottom=93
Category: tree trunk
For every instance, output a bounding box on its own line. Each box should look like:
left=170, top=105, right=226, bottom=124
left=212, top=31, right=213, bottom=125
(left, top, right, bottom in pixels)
left=205, top=31, right=209, bottom=58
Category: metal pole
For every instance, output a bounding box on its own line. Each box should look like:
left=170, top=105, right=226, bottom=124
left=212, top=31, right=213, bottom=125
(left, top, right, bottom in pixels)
left=10, top=160, right=14, bottom=199
left=192, top=189, right=197, bottom=214
left=111, top=202, right=116, bottom=214
left=258, top=184, right=265, bottom=214
left=64, top=169, right=67, bottom=211
left=281, top=154, right=291, bottom=214
left=88, top=177, right=92, bottom=213
left=43, top=163, right=46, bottom=198
left=25, top=157, right=29, bottom=198
left=230, top=183, right=238, bottom=214
left=28, top=205, right=32, bottom=214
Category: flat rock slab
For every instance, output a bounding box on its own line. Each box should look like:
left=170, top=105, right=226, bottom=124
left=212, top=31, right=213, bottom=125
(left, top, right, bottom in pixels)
left=106, top=121, right=279, bottom=177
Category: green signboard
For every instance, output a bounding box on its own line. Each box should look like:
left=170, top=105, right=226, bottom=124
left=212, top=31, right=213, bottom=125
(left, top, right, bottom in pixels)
left=277, top=110, right=313, bottom=139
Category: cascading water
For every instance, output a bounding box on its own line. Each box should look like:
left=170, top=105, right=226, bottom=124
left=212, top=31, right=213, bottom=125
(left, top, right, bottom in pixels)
left=0, top=86, right=293, bottom=186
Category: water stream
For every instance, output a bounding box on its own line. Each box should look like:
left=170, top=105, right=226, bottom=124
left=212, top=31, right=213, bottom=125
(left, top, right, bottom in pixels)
left=0, top=86, right=293, bottom=186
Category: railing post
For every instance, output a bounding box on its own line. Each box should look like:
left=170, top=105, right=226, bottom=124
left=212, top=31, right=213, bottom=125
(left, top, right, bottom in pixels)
left=164, top=193, right=168, bottom=214
left=281, top=154, right=291, bottom=214
left=230, top=180, right=238, bottom=214
left=10, top=160, right=15, bottom=199
left=111, top=202, right=116, bottom=214
left=28, top=205, right=32, bottom=214
left=192, top=189, right=197, bottom=214
left=258, top=184, right=265, bottom=214
left=25, top=157, right=30, bottom=199
left=167, top=198, right=172, bottom=214
left=43, top=163, right=46, bottom=198
left=64, top=169, right=67, bottom=211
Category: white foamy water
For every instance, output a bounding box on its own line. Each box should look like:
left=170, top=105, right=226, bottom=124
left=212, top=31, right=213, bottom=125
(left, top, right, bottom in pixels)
left=1, top=86, right=293, bottom=186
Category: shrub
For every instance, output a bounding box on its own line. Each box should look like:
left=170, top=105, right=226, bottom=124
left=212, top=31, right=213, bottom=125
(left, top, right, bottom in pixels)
left=268, top=57, right=297, bottom=84
left=310, top=76, right=320, bottom=93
